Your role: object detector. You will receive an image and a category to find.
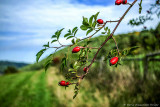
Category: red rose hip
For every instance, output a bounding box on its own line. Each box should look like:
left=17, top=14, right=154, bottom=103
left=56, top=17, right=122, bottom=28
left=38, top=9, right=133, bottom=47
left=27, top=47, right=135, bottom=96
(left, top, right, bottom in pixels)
left=97, top=19, right=104, bottom=24
left=72, top=47, right=80, bottom=53
left=121, top=0, right=127, bottom=4
left=59, top=80, right=66, bottom=86
left=110, top=57, right=119, bottom=65
left=83, top=67, right=88, bottom=72
left=66, top=82, right=70, bottom=86
left=115, top=0, right=121, bottom=5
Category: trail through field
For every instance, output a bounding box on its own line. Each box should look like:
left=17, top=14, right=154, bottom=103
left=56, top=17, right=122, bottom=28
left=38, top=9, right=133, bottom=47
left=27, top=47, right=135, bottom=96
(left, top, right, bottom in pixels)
left=0, top=67, right=109, bottom=107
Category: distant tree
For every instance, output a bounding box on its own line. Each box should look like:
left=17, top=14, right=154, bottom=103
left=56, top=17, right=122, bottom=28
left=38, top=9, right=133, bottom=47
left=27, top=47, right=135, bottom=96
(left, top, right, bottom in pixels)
left=4, top=66, right=20, bottom=74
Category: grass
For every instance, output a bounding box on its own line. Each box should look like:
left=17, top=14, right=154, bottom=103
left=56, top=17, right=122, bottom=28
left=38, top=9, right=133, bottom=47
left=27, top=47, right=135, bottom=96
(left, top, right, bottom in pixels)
left=0, top=67, right=110, bottom=107
left=0, top=63, right=160, bottom=107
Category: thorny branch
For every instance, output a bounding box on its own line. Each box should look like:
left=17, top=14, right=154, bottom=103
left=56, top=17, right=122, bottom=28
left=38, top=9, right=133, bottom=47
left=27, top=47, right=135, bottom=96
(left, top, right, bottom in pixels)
left=79, top=0, right=138, bottom=81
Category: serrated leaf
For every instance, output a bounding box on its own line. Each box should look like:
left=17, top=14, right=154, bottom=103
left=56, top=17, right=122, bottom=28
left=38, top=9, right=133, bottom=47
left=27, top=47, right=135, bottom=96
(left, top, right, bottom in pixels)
left=80, top=25, right=88, bottom=31
left=67, top=36, right=74, bottom=40
left=83, top=17, right=89, bottom=26
left=94, top=12, right=100, bottom=20
left=101, top=32, right=106, bottom=34
left=43, top=45, right=48, bottom=47
left=104, top=27, right=108, bottom=31
left=57, top=28, right=64, bottom=40
left=68, top=29, right=71, bottom=33
left=71, top=39, right=75, bottom=44
left=55, top=31, right=58, bottom=35
left=43, top=42, right=49, bottom=47
left=36, top=49, right=46, bottom=63
left=61, top=57, right=67, bottom=71
left=44, top=59, right=51, bottom=72
left=72, top=27, right=78, bottom=33
left=51, top=35, right=57, bottom=38
left=64, top=33, right=71, bottom=37
left=61, top=57, right=67, bottom=66
left=107, top=29, right=111, bottom=35
left=51, top=40, right=57, bottom=43
left=92, top=21, right=96, bottom=28
left=86, top=28, right=93, bottom=36
left=89, top=15, right=94, bottom=26
left=74, top=29, right=78, bottom=36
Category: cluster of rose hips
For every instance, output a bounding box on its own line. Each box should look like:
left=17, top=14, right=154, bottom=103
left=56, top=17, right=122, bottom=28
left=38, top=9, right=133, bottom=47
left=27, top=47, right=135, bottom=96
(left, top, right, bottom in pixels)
left=59, top=18, right=119, bottom=86
left=115, top=0, right=127, bottom=5
left=72, top=46, right=119, bottom=69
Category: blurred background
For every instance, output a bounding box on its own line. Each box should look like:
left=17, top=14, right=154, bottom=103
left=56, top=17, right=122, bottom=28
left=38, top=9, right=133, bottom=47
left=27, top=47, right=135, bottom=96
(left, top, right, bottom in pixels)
left=0, top=0, right=160, bottom=107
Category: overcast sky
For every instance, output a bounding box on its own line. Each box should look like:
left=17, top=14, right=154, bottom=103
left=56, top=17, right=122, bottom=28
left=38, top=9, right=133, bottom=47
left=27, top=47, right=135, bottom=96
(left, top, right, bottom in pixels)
left=0, top=0, right=159, bottom=63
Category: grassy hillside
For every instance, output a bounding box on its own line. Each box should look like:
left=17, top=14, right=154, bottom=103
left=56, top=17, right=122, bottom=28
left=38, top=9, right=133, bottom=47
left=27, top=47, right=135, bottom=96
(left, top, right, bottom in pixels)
left=1, top=65, right=160, bottom=107
left=0, top=67, right=111, bottom=107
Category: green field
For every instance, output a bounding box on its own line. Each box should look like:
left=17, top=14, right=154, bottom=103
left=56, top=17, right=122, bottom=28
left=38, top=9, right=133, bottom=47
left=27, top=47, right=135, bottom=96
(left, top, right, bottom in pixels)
left=1, top=65, right=160, bottom=107
left=0, top=67, right=111, bottom=107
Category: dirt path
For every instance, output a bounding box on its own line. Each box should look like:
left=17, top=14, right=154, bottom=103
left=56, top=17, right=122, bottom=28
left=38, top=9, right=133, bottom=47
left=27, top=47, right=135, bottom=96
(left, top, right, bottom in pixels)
left=47, top=67, right=109, bottom=107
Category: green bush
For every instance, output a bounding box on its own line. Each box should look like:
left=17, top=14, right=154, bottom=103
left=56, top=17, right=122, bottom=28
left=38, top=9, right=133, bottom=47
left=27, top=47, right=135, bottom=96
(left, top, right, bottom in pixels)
left=4, top=66, right=20, bottom=74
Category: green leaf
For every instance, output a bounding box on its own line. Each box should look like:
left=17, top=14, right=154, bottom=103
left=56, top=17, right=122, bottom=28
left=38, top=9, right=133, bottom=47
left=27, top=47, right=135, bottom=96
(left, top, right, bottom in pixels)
left=92, top=21, right=96, bottom=28
left=69, top=68, right=74, bottom=72
left=44, top=59, right=51, bottom=72
left=80, top=25, right=88, bottom=31
left=75, top=66, right=80, bottom=70
left=86, top=28, right=93, bottom=36
left=89, top=15, right=94, bottom=26
left=51, top=35, right=57, bottom=38
left=43, top=42, right=49, bottom=47
left=101, top=32, right=106, bottom=34
left=55, top=30, right=58, bottom=35
left=104, top=27, right=108, bottom=31
left=67, top=36, right=74, bottom=40
left=71, top=39, right=75, bottom=44
left=64, top=33, right=71, bottom=37
left=74, top=29, right=78, bottom=36
left=57, top=28, right=64, bottom=40
left=68, top=29, right=71, bottom=33
left=43, top=45, right=48, bottom=47
left=72, top=27, right=78, bottom=33
left=61, top=57, right=67, bottom=71
left=82, top=17, right=89, bottom=26
left=51, top=40, right=57, bottom=43
left=73, top=61, right=78, bottom=68
left=61, top=57, right=67, bottom=66
left=107, top=29, right=111, bottom=35
left=138, top=0, right=143, bottom=14
left=36, top=49, right=46, bottom=63
left=94, top=12, right=100, bottom=20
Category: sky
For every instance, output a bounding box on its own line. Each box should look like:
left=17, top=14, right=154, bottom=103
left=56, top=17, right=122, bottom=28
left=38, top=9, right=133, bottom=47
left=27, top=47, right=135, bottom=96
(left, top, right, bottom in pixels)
left=0, top=0, right=159, bottom=63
